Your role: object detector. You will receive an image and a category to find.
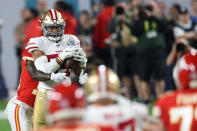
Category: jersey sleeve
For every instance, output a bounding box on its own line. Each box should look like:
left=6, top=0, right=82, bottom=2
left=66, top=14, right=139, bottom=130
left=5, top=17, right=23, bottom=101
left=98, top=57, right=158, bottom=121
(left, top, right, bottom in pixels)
left=25, top=37, right=42, bottom=53
left=22, top=50, right=34, bottom=62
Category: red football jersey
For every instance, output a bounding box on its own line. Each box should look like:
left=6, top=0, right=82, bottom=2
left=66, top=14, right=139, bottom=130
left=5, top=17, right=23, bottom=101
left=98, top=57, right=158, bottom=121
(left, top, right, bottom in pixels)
left=17, top=51, right=39, bottom=107
left=17, top=16, right=43, bottom=107
left=35, top=123, right=117, bottom=131
left=153, top=89, right=197, bottom=131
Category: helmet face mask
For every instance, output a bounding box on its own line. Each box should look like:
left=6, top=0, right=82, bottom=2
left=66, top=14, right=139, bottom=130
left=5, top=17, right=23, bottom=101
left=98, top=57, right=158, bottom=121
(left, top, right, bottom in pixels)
left=41, top=9, right=65, bottom=43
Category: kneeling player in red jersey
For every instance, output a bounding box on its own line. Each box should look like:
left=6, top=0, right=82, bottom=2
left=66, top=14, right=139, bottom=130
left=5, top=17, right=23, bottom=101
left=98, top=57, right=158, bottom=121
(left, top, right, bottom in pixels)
left=35, top=82, right=116, bottom=131
left=152, top=50, right=197, bottom=131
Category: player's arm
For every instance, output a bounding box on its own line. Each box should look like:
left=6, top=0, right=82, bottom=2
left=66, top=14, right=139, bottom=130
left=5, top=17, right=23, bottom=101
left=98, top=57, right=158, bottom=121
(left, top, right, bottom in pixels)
left=26, top=60, right=51, bottom=81
left=26, top=38, right=79, bottom=74
left=30, top=46, right=78, bottom=74
left=26, top=60, right=69, bottom=82
left=32, top=50, right=61, bottom=73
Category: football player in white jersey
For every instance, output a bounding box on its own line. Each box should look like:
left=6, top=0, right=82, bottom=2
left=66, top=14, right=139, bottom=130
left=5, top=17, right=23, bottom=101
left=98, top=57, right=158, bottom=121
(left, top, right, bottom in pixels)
left=83, top=65, right=149, bottom=131
left=25, top=9, right=87, bottom=130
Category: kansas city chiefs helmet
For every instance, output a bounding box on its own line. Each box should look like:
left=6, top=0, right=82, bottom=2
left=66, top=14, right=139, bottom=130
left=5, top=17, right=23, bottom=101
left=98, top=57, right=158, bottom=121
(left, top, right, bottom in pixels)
left=174, top=49, right=197, bottom=90
left=47, top=82, right=86, bottom=123
left=41, top=9, right=65, bottom=43
left=84, top=65, right=121, bottom=102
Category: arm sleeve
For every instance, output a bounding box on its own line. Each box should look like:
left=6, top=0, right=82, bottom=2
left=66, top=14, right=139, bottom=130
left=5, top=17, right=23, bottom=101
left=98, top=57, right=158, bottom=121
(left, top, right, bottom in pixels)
left=25, top=37, right=42, bottom=53
left=25, top=37, right=61, bottom=73
left=34, top=55, right=60, bottom=74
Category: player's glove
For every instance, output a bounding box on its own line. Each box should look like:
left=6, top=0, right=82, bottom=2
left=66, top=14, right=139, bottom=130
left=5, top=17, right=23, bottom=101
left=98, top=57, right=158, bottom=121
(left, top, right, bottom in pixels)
left=50, top=72, right=71, bottom=83
left=79, top=69, right=88, bottom=84
left=73, top=48, right=87, bottom=68
left=58, top=46, right=80, bottom=62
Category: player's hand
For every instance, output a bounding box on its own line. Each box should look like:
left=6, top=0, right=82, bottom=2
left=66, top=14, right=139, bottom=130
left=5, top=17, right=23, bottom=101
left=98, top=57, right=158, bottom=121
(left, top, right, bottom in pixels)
left=79, top=69, right=88, bottom=84
left=58, top=46, right=80, bottom=60
left=50, top=72, right=71, bottom=83
left=73, top=48, right=87, bottom=68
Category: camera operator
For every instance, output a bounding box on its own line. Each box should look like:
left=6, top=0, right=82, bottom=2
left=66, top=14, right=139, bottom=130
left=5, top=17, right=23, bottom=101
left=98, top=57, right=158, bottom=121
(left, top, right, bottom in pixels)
left=132, top=5, right=166, bottom=103
left=166, top=38, right=193, bottom=66
left=107, top=5, right=137, bottom=99
left=173, top=7, right=197, bottom=48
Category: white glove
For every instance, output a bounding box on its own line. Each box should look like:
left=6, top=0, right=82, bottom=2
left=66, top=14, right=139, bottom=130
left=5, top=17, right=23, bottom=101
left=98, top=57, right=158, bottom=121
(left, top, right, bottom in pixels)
left=58, top=46, right=80, bottom=61
left=50, top=72, right=71, bottom=83
left=79, top=69, right=88, bottom=84
left=73, top=48, right=87, bottom=68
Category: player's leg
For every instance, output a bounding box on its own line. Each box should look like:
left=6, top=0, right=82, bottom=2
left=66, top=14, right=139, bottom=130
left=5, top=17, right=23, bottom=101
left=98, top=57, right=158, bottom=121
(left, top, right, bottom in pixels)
left=5, top=97, right=33, bottom=131
left=33, top=89, right=48, bottom=130
left=5, top=98, right=17, bottom=131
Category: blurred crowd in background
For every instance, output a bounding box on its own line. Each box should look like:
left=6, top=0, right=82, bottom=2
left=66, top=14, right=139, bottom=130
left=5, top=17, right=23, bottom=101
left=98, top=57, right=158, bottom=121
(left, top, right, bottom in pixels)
left=1, top=0, right=197, bottom=104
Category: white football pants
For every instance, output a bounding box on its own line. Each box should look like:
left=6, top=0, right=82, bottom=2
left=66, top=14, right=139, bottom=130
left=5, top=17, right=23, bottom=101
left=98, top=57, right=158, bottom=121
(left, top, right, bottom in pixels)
left=4, top=97, right=33, bottom=131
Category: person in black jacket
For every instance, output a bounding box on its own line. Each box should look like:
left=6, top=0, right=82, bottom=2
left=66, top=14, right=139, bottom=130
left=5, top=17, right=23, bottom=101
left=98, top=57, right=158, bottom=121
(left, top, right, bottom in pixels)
left=132, top=5, right=166, bottom=104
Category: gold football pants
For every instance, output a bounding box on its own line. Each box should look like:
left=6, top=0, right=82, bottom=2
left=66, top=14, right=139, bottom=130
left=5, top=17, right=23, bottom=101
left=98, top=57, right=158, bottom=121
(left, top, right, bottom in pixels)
left=33, top=89, right=51, bottom=130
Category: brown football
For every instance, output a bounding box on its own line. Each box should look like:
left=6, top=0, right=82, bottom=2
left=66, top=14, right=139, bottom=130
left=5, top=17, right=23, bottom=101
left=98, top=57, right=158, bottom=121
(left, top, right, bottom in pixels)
left=61, top=58, right=82, bottom=76
left=61, top=58, right=78, bottom=69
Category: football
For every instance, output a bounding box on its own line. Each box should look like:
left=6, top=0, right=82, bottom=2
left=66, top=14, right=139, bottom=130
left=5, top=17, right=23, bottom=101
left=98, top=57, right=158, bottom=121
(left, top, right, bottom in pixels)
left=61, top=58, right=80, bottom=69
left=61, top=58, right=82, bottom=76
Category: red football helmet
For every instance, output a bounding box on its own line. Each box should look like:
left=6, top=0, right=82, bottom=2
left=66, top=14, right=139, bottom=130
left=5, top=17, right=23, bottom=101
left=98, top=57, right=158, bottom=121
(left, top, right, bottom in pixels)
left=48, top=82, right=86, bottom=122
left=174, top=49, right=197, bottom=90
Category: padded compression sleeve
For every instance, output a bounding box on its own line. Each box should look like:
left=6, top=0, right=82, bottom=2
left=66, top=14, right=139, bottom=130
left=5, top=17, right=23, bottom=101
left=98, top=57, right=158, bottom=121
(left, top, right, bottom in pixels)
left=34, top=56, right=60, bottom=73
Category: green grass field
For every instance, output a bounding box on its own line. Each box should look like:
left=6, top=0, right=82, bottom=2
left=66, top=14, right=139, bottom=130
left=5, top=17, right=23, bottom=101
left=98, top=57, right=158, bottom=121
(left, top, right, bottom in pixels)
left=0, top=100, right=11, bottom=131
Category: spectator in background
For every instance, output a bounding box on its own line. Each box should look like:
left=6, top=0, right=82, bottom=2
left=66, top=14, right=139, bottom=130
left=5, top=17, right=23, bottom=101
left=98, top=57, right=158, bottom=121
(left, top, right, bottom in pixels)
left=132, top=5, right=166, bottom=104
left=91, top=0, right=104, bottom=18
left=166, top=38, right=193, bottom=66
left=79, top=35, right=103, bottom=73
left=93, top=0, right=115, bottom=67
left=173, top=7, right=197, bottom=48
left=161, top=3, right=181, bottom=91
left=77, top=10, right=93, bottom=36
left=126, top=0, right=144, bottom=100
left=37, top=0, right=47, bottom=16
left=107, top=4, right=137, bottom=99
left=129, top=0, right=142, bottom=9
left=191, top=0, right=197, bottom=23
left=0, top=19, right=7, bottom=99
left=164, top=4, right=180, bottom=54
left=55, top=0, right=77, bottom=34
left=167, top=7, right=197, bottom=66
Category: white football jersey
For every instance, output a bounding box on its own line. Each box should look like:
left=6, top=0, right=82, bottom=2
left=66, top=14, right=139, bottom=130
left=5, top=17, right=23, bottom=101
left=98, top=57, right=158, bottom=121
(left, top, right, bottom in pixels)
left=26, top=35, right=80, bottom=90
left=84, top=95, right=148, bottom=131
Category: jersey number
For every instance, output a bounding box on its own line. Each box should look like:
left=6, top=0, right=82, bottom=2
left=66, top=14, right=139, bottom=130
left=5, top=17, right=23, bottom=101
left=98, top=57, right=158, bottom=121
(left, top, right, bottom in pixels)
left=118, top=118, right=135, bottom=131
left=170, top=106, right=197, bottom=131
